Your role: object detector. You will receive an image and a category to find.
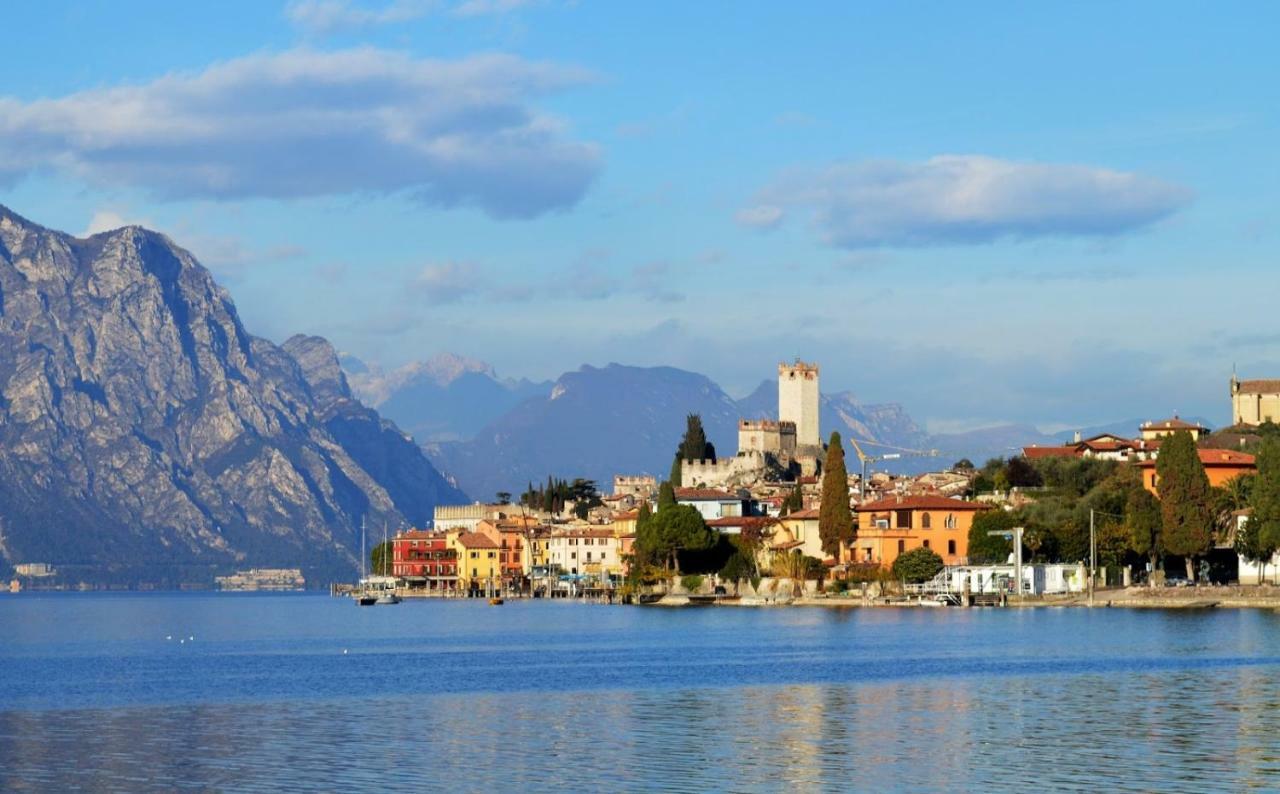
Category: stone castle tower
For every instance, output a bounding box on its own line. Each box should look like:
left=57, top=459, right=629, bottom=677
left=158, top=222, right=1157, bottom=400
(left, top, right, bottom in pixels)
left=778, top=360, right=820, bottom=448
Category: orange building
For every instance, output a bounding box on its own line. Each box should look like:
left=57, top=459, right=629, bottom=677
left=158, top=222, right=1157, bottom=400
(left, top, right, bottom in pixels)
left=1136, top=448, right=1256, bottom=495
left=853, top=495, right=990, bottom=568
left=475, top=519, right=530, bottom=586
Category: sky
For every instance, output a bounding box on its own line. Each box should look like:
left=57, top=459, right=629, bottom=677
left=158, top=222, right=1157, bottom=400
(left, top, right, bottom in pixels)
left=2, top=1, right=1278, bottom=433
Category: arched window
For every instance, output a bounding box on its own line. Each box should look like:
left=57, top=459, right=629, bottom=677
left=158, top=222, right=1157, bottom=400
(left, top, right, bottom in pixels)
left=945, top=513, right=957, bottom=529
left=921, top=512, right=932, bottom=529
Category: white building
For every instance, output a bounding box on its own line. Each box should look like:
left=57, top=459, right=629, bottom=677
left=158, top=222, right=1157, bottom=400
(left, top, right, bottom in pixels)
left=675, top=487, right=746, bottom=520
left=546, top=529, right=623, bottom=578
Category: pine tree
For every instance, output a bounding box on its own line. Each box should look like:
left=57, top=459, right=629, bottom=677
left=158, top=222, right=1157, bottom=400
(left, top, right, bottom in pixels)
left=1245, top=438, right=1280, bottom=585
left=818, top=431, right=853, bottom=558
left=1156, top=431, right=1212, bottom=581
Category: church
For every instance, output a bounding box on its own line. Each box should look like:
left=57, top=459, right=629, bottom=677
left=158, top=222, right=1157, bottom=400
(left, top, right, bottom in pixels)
left=1231, top=376, right=1280, bottom=426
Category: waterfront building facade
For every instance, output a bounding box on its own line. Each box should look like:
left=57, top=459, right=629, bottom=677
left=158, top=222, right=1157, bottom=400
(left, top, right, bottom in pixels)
left=853, top=495, right=990, bottom=568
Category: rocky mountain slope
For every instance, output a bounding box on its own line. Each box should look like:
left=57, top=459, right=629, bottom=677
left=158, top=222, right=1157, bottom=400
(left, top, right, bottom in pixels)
left=0, top=206, right=465, bottom=586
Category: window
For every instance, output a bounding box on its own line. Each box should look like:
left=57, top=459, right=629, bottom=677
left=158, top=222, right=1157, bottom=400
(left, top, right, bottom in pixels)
left=945, top=514, right=957, bottom=529
left=922, top=539, right=930, bottom=549
left=896, top=510, right=912, bottom=529
left=921, top=513, right=932, bottom=529
left=948, top=540, right=956, bottom=555
left=897, top=540, right=905, bottom=553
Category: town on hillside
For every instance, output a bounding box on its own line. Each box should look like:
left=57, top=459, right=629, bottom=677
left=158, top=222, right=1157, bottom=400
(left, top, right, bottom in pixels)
left=344, top=365, right=1280, bottom=606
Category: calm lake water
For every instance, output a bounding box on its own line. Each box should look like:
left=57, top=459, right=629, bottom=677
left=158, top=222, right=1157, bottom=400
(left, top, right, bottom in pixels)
left=2, top=594, right=1280, bottom=792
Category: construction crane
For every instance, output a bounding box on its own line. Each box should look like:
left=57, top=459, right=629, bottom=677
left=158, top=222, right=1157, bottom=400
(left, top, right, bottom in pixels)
left=846, top=436, right=940, bottom=500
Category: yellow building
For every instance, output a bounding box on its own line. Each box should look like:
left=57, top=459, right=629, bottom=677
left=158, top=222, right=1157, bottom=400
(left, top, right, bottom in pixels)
left=450, top=531, right=500, bottom=594
left=1232, top=376, right=1280, bottom=426
left=1139, top=416, right=1207, bottom=441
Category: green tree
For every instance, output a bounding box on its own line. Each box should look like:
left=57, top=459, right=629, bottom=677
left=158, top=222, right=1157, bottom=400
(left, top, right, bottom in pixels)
left=370, top=541, right=391, bottom=576
left=1244, top=438, right=1280, bottom=585
left=780, top=483, right=804, bottom=515
left=1156, top=430, right=1213, bottom=581
left=495, top=491, right=512, bottom=505
left=670, top=453, right=683, bottom=487
left=635, top=503, right=714, bottom=573
left=657, top=481, right=677, bottom=510
left=1004, top=457, right=1044, bottom=488
left=967, top=508, right=1017, bottom=564
left=892, top=547, right=944, bottom=584
left=678, top=414, right=716, bottom=463
left=818, top=431, right=853, bottom=558
left=1124, top=485, right=1162, bottom=584
left=953, top=458, right=975, bottom=472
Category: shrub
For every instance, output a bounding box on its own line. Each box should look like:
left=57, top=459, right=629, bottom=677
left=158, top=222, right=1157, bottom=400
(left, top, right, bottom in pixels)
left=680, top=574, right=704, bottom=593
left=892, top=547, right=945, bottom=584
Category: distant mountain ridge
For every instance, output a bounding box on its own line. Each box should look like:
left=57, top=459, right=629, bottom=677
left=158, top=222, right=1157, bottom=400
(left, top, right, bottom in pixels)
left=0, top=206, right=465, bottom=586
left=346, top=353, right=549, bottom=443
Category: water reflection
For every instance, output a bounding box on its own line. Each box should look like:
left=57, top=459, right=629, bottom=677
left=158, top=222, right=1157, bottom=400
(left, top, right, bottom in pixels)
left=5, top=597, right=1280, bottom=790
left=4, top=670, right=1280, bottom=791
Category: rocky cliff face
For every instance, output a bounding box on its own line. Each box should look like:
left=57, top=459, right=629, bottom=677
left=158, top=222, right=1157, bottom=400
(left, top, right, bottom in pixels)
left=0, top=206, right=465, bottom=586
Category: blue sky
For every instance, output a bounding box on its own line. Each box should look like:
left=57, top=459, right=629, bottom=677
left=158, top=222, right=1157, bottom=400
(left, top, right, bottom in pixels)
left=2, top=1, right=1277, bottom=432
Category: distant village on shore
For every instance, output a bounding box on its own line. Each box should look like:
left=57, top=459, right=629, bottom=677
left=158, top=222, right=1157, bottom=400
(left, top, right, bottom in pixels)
left=11, top=362, right=1280, bottom=603
left=323, top=362, right=1280, bottom=605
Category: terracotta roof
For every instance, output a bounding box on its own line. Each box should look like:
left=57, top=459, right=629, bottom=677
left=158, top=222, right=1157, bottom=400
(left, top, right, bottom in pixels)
left=706, top=516, right=778, bottom=529
left=1141, top=417, right=1207, bottom=431
left=612, top=510, right=639, bottom=520
left=1138, top=449, right=1256, bottom=468
left=1022, top=445, right=1080, bottom=459
left=675, top=487, right=741, bottom=501
left=1238, top=379, right=1280, bottom=395
left=455, top=532, right=498, bottom=549
left=784, top=508, right=820, bottom=519
left=855, top=495, right=990, bottom=513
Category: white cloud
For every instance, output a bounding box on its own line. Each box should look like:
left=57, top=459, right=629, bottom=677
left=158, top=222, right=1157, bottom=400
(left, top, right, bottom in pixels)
left=284, top=0, right=538, bottom=31
left=740, top=155, right=1192, bottom=249
left=452, top=0, right=537, bottom=16
left=414, top=261, right=487, bottom=304
left=0, top=48, right=600, bottom=219
left=734, top=204, right=784, bottom=229
left=285, top=0, right=436, bottom=33
left=82, top=209, right=147, bottom=236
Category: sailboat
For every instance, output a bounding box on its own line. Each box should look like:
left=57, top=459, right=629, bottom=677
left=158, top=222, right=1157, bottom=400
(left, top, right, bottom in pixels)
left=355, top=517, right=377, bottom=606
left=374, top=520, right=401, bottom=605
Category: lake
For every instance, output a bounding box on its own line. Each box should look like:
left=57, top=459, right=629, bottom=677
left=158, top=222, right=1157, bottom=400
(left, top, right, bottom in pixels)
left=2, top=594, right=1279, bottom=791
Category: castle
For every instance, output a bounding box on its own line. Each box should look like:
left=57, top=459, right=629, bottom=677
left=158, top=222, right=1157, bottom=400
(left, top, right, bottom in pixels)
left=680, top=361, right=824, bottom=489
left=1232, top=375, right=1280, bottom=426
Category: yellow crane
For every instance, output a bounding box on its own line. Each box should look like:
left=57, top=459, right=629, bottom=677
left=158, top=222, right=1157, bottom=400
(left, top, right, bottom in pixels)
left=846, top=436, right=940, bottom=500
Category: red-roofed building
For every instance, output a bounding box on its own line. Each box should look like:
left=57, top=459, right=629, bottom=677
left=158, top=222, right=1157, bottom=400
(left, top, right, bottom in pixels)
left=1140, top=416, right=1208, bottom=442
left=1137, top=449, right=1256, bottom=495
left=853, top=495, right=991, bottom=568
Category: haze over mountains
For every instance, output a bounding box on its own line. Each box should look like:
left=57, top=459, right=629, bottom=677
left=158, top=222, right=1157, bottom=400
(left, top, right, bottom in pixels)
left=0, top=206, right=464, bottom=585
left=349, top=357, right=1083, bottom=501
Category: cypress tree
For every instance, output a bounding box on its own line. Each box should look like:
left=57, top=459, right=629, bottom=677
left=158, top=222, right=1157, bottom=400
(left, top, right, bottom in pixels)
left=1156, top=431, right=1212, bottom=581
left=658, top=481, right=676, bottom=510
left=670, top=453, right=683, bottom=488
left=1125, top=485, right=1162, bottom=585
left=818, top=431, right=854, bottom=558
left=1245, top=438, right=1280, bottom=585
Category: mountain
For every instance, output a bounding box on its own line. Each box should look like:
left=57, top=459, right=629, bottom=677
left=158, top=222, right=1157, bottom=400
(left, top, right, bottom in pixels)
left=346, top=353, right=549, bottom=443
left=736, top=379, right=932, bottom=453
left=423, top=363, right=742, bottom=500
left=0, top=206, right=465, bottom=586
left=931, top=424, right=1062, bottom=465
